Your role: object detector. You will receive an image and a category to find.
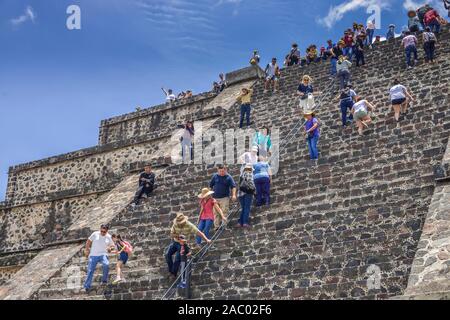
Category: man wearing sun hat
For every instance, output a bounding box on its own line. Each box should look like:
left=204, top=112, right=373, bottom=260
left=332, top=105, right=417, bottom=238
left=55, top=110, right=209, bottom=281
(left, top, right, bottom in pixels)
left=166, top=213, right=211, bottom=278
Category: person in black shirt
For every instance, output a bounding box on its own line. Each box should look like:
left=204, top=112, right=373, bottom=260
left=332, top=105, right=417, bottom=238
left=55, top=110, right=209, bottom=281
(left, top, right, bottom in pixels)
left=354, top=33, right=366, bottom=67
left=133, top=164, right=156, bottom=205
left=330, top=41, right=345, bottom=77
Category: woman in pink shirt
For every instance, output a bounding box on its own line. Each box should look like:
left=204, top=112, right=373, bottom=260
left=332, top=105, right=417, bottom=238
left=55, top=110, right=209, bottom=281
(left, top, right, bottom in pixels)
left=196, top=188, right=226, bottom=245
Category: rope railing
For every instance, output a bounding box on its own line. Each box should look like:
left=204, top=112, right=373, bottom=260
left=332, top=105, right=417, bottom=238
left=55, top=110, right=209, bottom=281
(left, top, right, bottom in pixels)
left=161, top=76, right=336, bottom=300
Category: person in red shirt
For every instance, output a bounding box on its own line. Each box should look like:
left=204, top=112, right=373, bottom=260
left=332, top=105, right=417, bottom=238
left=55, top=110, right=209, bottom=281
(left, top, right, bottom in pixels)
left=343, top=30, right=354, bottom=61
left=196, top=188, right=226, bottom=246
left=424, top=8, right=441, bottom=34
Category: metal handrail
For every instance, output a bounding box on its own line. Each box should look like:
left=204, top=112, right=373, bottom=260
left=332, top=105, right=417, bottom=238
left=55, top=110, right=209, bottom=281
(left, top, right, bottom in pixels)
left=161, top=76, right=336, bottom=300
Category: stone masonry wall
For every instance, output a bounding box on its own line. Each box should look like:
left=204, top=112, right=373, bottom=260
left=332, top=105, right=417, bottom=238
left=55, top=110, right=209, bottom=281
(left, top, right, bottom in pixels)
left=0, top=90, right=223, bottom=254
left=98, top=92, right=216, bottom=145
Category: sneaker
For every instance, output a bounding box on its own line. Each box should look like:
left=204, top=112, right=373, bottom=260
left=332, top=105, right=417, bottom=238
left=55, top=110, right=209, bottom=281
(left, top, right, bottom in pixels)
left=84, top=287, right=91, bottom=294
left=112, top=278, right=121, bottom=285
left=177, top=281, right=187, bottom=289
left=263, top=89, right=268, bottom=94
left=236, top=223, right=242, bottom=228
left=242, top=224, right=251, bottom=228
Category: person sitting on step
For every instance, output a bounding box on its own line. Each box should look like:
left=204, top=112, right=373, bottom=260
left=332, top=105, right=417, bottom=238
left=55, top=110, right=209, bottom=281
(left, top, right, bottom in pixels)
left=133, top=164, right=156, bottom=205
left=386, top=24, right=396, bottom=40
left=389, top=79, right=415, bottom=122
left=285, top=43, right=301, bottom=67
left=351, top=96, right=376, bottom=136
left=196, top=188, right=225, bottom=246
left=166, top=213, right=211, bottom=280
left=264, top=57, right=281, bottom=93
left=298, top=75, right=320, bottom=112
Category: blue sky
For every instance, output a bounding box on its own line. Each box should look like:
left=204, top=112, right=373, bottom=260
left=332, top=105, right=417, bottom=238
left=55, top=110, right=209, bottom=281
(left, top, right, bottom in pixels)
left=0, top=0, right=447, bottom=200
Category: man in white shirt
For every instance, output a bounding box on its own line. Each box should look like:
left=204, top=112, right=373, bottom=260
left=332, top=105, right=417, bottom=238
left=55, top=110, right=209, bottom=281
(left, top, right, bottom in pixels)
left=161, top=87, right=176, bottom=102
left=83, top=224, right=115, bottom=292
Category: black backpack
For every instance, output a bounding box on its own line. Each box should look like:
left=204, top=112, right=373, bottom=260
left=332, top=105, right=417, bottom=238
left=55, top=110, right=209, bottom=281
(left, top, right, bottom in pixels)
left=239, top=174, right=256, bottom=194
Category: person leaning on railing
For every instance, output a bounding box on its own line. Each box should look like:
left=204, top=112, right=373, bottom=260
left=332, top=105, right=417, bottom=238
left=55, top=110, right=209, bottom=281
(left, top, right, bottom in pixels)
left=166, top=213, right=211, bottom=280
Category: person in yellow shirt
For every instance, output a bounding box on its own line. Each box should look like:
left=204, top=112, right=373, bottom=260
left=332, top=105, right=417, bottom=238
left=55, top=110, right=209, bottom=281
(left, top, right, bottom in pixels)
left=236, top=87, right=253, bottom=128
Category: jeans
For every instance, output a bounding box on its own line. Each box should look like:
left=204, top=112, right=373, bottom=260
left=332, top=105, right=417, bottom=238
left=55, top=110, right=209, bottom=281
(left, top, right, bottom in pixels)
left=427, top=20, right=441, bottom=34
left=424, top=41, right=436, bottom=62
left=196, top=219, right=213, bottom=244
left=343, top=47, right=353, bottom=60
left=84, top=255, right=109, bottom=289
left=239, top=104, right=251, bottom=128
left=405, top=45, right=418, bottom=67
left=134, top=185, right=154, bottom=204
left=254, top=177, right=270, bottom=206
left=337, top=70, right=351, bottom=90
left=181, top=140, right=193, bottom=162
left=239, top=194, right=253, bottom=225
left=307, top=135, right=319, bottom=160
left=330, top=58, right=337, bottom=76
left=340, top=99, right=354, bottom=126
left=355, top=50, right=365, bottom=66
left=366, top=29, right=374, bottom=46
left=166, top=241, right=181, bottom=276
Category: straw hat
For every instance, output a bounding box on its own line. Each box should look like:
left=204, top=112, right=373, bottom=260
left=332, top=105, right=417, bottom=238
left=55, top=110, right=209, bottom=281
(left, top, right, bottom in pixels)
left=198, top=188, right=214, bottom=199
left=303, top=110, right=316, bottom=118
left=174, top=213, right=188, bottom=225
left=244, top=163, right=254, bottom=171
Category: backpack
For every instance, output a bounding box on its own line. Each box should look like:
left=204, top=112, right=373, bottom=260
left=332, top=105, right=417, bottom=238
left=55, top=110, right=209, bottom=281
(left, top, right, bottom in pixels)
left=424, top=32, right=437, bottom=43
left=424, top=10, right=438, bottom=24
left=121, top=240, right=133, bottom=254
left=239, top=174, right=255, bottom=195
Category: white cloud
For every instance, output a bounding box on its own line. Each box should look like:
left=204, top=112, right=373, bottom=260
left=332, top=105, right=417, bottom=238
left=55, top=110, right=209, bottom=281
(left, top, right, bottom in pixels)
left=317, top=0, right=391, bottom=29
left=10, top=6, right=36, bottom=27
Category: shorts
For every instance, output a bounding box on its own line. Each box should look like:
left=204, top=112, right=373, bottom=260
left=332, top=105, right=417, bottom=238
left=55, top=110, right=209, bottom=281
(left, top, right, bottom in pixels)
left=391, top=98, right=406, bottom=105
left=354, top=110, right=368, bottom=121
left=266, top=75, right=278, bottom=81
left=118, top=252, right=128, bottom=265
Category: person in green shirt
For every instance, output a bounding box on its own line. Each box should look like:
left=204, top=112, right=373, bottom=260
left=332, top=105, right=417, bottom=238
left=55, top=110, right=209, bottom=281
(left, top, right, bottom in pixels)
left=252, top=127, right=272, bottom=158
left=166, top=213, right=211, bottom=278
